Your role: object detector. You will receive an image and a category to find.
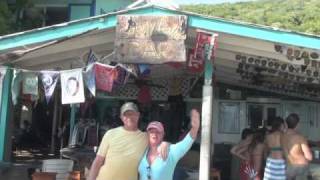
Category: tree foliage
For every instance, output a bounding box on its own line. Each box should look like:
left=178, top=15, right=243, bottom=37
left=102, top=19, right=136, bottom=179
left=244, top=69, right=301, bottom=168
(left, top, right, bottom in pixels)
left=182, top=0, right=320, bottom=35
left=0, top=2, right=14, bottom=35
left=1, top=0, right=320, bottom=36
left=0, top=0, right=41, bottom=36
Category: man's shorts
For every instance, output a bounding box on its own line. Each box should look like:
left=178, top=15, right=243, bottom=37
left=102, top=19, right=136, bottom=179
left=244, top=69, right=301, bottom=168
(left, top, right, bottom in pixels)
left=286, top=164, right=309, bottom=180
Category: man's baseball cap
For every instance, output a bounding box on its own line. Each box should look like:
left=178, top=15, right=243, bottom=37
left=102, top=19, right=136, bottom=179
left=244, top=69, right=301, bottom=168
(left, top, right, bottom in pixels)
left=147, top=121, right=164, bottom=134
left=120, top=102, right=139, bottom=115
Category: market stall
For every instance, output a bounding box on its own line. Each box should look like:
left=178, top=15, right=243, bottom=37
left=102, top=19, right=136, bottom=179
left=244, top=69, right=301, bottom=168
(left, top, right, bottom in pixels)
left=0, top=4, right=319, bottom=180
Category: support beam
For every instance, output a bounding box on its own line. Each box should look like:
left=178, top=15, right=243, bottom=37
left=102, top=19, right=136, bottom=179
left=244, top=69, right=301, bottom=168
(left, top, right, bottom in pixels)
left=0, top=68, right=12, bottom=162
left=50, top=91, right=59, bottom=154
left=199, top=35, right=216, bottom=180
left=16, top=43, right=114, bottom=68
left=69, top=104, right=77, bottom=144
left=200, top=85, right=213, bottom=180
left=13, top=31, right=115, bottom=63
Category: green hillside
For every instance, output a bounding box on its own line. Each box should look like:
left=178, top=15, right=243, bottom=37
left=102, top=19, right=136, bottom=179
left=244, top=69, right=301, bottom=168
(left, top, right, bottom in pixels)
left=182, top=0, right=320, bottom=35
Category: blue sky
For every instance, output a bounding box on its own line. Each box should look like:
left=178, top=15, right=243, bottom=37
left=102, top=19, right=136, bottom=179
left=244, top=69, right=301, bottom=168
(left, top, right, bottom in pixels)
left=173, top=0, right=256, bottom=4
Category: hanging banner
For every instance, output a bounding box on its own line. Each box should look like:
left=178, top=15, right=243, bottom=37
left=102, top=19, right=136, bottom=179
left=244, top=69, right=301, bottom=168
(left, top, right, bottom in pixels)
left=121, top=64, right=139, bottom=77
left=114, top=15, right=187, bottom=64
left=84, top=63, right=96, bottom=96
left=60, top=69, right=85, bottom=104
left=95, top=63, right=117, bottom=92
left=40, top=71, right=59, bottom=104
left=187, top=49, right=204, bottom=73
left=138, top=64, right=151, bottom=78
left=114, top=64, right=130, bottom=86
left=188, top=32, right=218, bottom=73
left=11, top=69, right=22, bottom=105
left=87, top=49, right=99, bottom=65
left=22, top=72, right=38, bottom=96
left=193, top=31, right=217, bottom=61
left=0, top=68, right=7, bottom=106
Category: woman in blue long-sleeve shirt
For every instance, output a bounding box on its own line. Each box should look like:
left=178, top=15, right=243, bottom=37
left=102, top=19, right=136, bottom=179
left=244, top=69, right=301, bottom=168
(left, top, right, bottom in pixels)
left=138, top=109, right=200, bottom=180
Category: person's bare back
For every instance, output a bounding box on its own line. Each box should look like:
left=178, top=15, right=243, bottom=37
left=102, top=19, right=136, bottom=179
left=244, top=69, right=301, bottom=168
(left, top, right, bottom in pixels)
left=266, top=131, right=283, bottom=159
left=281, top=129, right=312, bottom=165
left=280, top=113, right=313, bottom=180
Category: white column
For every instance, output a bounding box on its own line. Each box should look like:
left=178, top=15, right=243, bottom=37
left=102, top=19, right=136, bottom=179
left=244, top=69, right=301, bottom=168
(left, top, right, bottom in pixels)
left=199, top=85, right=213, bottom=180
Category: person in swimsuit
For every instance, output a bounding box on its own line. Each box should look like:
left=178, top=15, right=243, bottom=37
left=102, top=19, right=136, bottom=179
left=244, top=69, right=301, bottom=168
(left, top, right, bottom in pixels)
left=263, top=117, right=286, bottom=180
left=281, top=113, right=313, bottom=180
left=232, top=128, right=266, bottom=180
left=248, top=128, right=267, bottom=180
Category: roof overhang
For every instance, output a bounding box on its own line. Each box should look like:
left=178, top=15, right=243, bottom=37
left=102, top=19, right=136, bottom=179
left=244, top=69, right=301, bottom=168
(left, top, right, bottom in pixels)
left=1, top=5, right=320, bottom=101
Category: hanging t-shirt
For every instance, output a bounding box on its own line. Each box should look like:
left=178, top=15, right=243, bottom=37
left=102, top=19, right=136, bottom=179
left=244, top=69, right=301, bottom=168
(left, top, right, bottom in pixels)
left=168, top=77, right=183, bottom=96
left=137, top=85, right=152, bottom=105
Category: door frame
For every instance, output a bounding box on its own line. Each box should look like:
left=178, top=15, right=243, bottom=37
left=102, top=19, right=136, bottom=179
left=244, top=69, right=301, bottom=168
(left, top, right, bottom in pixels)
left=246, top=98, right=281, bottom=128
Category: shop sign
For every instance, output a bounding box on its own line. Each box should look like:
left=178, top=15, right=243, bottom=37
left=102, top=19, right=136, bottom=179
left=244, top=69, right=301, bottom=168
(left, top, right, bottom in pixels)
left=114, top=15, right=187, bottom=64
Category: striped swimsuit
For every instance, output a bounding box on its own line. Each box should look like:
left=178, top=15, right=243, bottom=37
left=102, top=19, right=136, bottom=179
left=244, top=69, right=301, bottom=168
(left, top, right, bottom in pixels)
left=263, top=157, right=286, bottom=180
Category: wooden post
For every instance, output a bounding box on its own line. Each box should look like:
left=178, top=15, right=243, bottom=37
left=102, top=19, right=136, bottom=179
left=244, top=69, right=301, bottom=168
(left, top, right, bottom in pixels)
left=50, top=91, right=59, bottom=154
left=199, top=35, right=216, bottom=180
left=0, top=68, right=12, bottom=162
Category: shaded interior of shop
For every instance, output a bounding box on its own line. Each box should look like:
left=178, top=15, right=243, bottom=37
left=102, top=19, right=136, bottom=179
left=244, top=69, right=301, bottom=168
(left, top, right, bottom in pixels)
left=9, top=72, right=206, bottom=178
left=10, top=77, right=320, bottom=180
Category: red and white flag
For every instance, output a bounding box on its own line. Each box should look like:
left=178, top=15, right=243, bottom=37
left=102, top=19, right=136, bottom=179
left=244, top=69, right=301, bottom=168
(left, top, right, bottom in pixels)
left=187, top=32, right=218, bottom=73
left=193, top=31, right=218, bottom=61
